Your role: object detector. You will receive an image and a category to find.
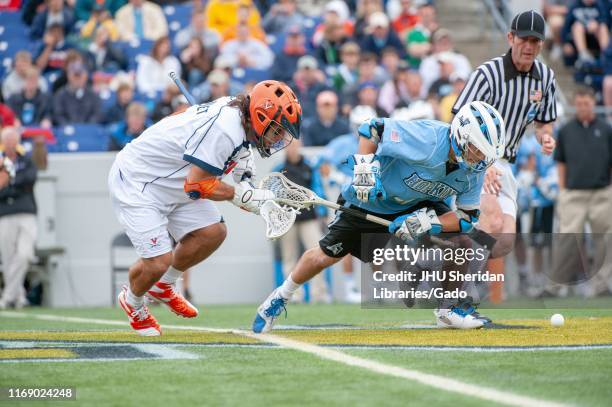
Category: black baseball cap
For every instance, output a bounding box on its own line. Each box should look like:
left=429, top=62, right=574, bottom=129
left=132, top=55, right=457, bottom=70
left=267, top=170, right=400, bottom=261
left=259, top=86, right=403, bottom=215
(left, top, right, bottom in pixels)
left=510, top=10, right=545, bottom=41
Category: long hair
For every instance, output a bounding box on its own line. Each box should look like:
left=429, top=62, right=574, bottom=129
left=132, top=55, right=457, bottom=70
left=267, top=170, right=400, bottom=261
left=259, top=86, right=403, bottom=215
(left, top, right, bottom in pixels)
left=227, top=94, right=251, bottom=134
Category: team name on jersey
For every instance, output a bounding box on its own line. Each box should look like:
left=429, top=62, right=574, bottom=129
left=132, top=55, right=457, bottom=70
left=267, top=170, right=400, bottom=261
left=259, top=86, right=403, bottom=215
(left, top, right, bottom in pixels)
left=403, top=173, right=458, bottom=200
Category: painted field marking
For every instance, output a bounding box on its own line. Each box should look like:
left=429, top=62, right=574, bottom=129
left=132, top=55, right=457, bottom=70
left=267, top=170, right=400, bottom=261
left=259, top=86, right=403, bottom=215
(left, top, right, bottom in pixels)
left=1, top=311, right=570, bottom=407
left=2, top=339, right=611, bottom=353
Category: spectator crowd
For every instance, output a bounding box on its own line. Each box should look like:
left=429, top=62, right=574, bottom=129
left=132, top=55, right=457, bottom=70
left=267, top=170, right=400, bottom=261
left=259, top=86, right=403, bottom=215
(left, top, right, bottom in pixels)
left=0, top=0, right=471, bottom=150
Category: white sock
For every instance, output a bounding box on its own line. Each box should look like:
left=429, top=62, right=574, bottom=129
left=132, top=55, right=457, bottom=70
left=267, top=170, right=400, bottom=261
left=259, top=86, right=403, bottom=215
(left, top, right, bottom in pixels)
left=278, top=275, right=301, bottom=299
left=159, top=266, right=183, bottom=285
left=126, top=287, right=144, bottom=308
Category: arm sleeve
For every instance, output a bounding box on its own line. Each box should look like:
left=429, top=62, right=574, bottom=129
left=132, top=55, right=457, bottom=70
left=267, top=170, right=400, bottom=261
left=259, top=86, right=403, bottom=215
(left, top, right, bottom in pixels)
left=183, top=130, right=237, bottom=176
left=451, top=68, right=492, bottom=114
left=536, top=72, right=558, bottom=123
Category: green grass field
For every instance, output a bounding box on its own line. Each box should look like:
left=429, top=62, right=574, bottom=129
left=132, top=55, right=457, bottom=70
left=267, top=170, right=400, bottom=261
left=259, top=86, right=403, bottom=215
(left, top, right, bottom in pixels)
left=1, top=302, right=612, bottom=407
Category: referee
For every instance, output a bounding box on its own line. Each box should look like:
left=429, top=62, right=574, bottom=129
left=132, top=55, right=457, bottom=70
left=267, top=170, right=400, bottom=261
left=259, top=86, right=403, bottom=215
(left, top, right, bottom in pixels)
left=452, top=10, right=557, bottom=259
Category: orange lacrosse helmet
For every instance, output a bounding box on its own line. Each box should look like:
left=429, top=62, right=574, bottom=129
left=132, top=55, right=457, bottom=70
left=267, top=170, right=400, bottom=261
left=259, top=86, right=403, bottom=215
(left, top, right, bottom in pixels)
left=248, top=80, right=302, bottom=157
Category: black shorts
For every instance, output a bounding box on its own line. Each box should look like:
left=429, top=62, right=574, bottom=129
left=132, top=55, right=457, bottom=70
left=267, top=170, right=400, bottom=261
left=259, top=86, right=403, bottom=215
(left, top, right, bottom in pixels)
left=319, top=196, right=452, bottom=262
left=529, top=205, right=554, bottom=247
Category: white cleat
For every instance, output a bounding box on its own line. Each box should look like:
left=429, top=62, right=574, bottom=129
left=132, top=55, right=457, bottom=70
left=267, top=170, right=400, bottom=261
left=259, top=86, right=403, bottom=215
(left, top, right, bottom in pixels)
left=252, top=288, right=288, bottom=333
left=435, top=307, right=485, bottom=329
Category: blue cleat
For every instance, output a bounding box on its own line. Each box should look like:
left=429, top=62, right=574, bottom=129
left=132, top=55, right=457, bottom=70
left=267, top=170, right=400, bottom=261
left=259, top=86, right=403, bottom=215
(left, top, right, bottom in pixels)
left=457, top=296, right=492, bottom=325
left=252, top=289, right=288, bottom=333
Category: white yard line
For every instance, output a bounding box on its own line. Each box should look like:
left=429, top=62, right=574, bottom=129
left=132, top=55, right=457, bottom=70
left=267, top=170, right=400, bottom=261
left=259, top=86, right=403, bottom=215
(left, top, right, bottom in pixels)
left=1, top=311, right=570, bottom=407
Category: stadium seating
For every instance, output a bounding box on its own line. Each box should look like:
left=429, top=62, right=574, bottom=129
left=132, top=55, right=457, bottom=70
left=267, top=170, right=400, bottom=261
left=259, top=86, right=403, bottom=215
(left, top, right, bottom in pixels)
left=0, top=18, right=34, bottom=77
left=164, top=3, right=192, bottom=43
left=52, top=124, right=111, bottom=152
left=119, top=39, right=155, bottom=71
left=232, top=67, right=270, bottom=84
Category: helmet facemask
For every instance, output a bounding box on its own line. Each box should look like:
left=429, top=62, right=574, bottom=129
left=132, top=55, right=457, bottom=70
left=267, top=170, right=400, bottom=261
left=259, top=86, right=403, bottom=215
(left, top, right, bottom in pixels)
left=256, top=120, right=294, bottom=158
left=451, top=128, right=494, bottom=173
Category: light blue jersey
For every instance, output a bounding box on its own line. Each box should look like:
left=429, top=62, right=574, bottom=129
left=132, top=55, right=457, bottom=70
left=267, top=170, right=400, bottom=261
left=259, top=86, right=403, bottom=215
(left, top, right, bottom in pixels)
left=341, top=119, right=485, bottom=215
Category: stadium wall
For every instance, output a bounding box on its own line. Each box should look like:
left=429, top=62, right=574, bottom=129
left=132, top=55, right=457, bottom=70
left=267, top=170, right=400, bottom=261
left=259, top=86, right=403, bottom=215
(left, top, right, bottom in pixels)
left=37, top=152, right=292, bottom=307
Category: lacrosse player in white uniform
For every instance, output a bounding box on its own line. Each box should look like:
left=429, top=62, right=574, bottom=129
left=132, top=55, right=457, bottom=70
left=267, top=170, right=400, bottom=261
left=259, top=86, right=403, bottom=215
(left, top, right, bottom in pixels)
left=108, top=80, right=302, bottom=336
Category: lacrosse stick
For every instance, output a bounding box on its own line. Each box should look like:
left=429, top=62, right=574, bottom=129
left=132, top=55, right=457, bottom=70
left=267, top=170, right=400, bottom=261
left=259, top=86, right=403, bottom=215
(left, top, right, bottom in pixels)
left=259, top=200, right=300, bottom=240
left=169, top=71, right=197, bottom=106
left=260, top=172, right=496, bottom=249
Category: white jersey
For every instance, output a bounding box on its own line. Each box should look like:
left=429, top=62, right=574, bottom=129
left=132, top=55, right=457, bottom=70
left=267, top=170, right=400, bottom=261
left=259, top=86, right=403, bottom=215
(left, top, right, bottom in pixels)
left=114, top=97, right=248, bottom=201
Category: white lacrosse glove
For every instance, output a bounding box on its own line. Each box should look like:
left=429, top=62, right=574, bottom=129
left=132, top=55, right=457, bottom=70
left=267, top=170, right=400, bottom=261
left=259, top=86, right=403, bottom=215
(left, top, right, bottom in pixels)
left=388, top=208, right=442, bottom=243
left=349, top=154, right=386, bottom=203
left=232, top=181, right=275, bottom=215
left=232, top=146, right=256, bottom=183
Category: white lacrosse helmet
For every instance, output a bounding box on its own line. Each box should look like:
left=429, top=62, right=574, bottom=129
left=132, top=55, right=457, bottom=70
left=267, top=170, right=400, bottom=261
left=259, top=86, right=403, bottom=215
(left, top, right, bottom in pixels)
left=450, top=101, right=505, bottom=172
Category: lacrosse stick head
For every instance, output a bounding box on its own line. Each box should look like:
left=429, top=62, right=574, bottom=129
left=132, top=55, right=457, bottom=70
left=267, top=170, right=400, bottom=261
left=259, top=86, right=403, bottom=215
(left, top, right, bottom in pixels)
left=259, top=200, right=298, bottom=240
left=259, top=172, right=317, bottom=210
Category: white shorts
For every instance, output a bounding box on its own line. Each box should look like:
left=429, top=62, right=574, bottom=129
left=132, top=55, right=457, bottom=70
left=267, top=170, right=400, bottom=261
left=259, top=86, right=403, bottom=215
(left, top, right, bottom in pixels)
left=481, top=159, right=518, bottom=218
left=108, top=162, right=223, bottom=258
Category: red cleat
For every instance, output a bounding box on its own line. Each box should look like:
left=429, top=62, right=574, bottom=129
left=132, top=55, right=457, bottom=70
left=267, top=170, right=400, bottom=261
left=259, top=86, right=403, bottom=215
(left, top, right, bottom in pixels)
left=118, top=286, right=161, bottom=336
left=146, top=282, right=199, bottom=318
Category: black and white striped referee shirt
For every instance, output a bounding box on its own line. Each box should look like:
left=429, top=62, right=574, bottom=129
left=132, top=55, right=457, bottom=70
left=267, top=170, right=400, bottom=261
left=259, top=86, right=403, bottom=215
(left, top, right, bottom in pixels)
left=452, top=49, right=557, bottom=162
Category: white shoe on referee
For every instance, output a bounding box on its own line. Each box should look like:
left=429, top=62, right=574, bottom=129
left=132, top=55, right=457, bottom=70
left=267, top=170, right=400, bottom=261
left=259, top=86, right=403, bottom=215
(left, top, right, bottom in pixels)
left=434, top=307, right=484, bottom=329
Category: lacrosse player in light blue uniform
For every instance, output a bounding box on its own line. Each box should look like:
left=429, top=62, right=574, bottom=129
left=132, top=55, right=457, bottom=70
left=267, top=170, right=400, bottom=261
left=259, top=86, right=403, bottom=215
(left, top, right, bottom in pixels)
left=253, top=101, right=506, bottom=332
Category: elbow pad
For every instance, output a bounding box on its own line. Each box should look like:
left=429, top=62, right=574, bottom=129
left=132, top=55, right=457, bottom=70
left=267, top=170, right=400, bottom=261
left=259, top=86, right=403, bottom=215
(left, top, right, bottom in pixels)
left=184, top=178, right=221, bottom=200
